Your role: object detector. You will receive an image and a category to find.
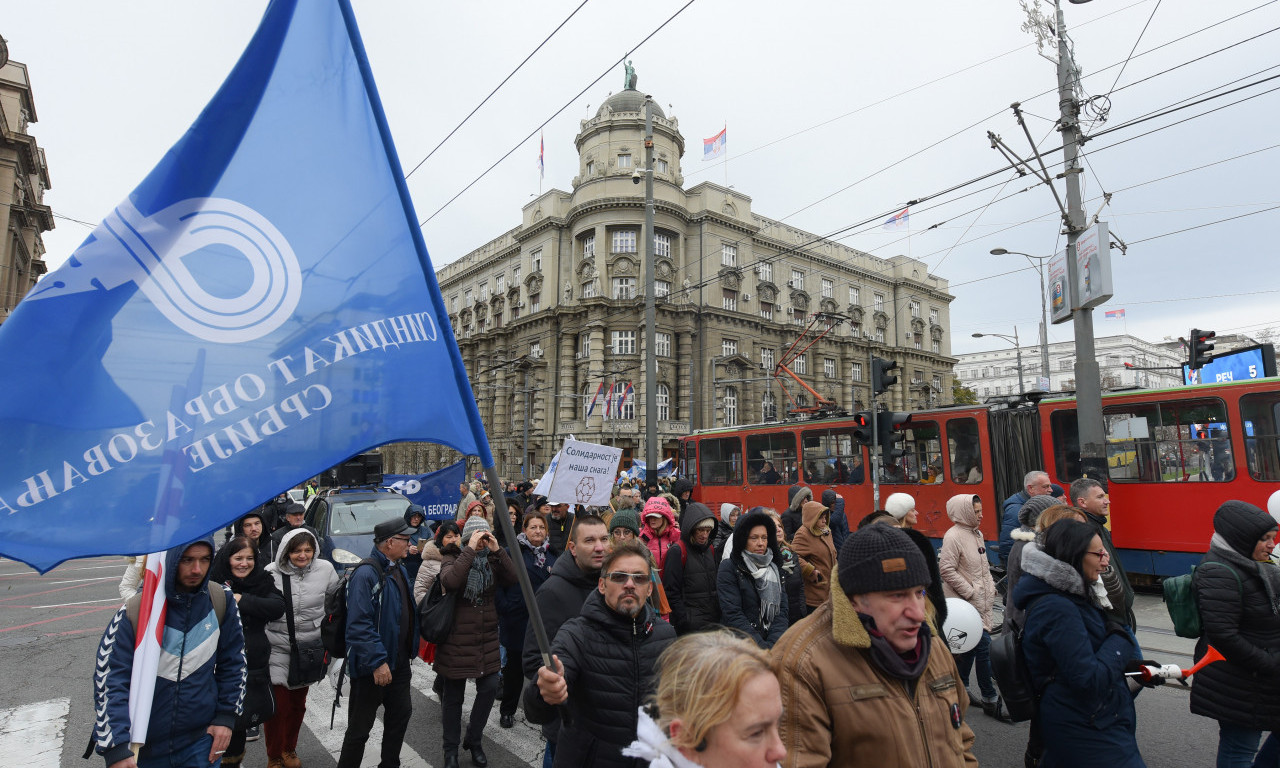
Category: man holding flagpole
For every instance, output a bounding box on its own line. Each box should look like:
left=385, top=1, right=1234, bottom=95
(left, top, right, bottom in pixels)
left=93, top=538, right=246, bottom=767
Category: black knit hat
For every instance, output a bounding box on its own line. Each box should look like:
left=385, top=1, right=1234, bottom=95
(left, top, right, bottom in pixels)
left=1214, top=500, right=1276, bottom=556
left=838, top=524, right=933, bottom=596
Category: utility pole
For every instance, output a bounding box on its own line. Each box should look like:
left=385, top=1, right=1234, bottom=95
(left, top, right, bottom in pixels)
left=643, top=96, right=658, bottom=489
left=1055, top=0, right=1106, bottom=481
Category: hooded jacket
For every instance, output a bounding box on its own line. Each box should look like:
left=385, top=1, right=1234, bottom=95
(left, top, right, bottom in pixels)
left=717, top=510, right=790, bottom=647
left=523, top=591, right=676, bottom=767
left=670, top=478, right=694, bottom=526
left=791, top=501, right=836, bottom=608
left=782, top=484, right=812, bottom=541
left=822, top=489, right=850, bottom=553
left=231, top=512, right=272, bottom=566
left=264, top=528, right=340, bottom=689
left=770, top=576, right=976, bottom=768
left=1190, top=500, right=1280, bottom=729
left=1003, top=495, right=1062, bottom=628
left=93, top=539, right=247, bottom=766
left=640, top=498, right=681, bottom=578
left=938, top=494, right=997, bottom=630
left=345, top=542, right=417, bottom=679
left=1011, top=543, right=1143, bottom=768
left=662, top=502, right=722, bottom=633
left=710, top=503, right=737, bottom=559
left=434, top=541, right=518, bottom=680
left=209, top=542, right=284, bottom=678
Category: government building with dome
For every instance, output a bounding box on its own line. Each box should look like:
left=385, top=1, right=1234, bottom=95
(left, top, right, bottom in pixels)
left=383, top=75, right=958, bottom=479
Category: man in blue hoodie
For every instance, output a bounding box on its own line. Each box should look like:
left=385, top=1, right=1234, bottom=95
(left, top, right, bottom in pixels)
left=93, top=538, right=246, bottom=768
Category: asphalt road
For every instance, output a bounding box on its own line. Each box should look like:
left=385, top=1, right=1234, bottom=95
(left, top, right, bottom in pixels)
left=0, top=556, right=1222, bottom=766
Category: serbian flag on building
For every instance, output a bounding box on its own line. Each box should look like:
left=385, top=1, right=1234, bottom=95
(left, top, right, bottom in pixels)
left=603, top=382, right=617, bottom=418
left=703, top=126, right=726, bottom=161
left=585, top=382, right=605, bottom=418
left=882, top=207, right=910, bottom=231
left=1105, top=309, right=1126, bottom=319
left=128, top=553, right=167, bottom=746
left=617, top=382, right=634, bottom=414
left=0, top=0, right=494, bottom=572
left=538, top=131, right=545, bottom=181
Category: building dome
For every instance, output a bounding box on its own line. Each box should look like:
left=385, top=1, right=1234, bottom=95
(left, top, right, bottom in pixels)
left=596, top=89, right=665, bottom=119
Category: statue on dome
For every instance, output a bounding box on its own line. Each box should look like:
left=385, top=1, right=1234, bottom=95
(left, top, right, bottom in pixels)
left=623, top=60, right=637, bottom=90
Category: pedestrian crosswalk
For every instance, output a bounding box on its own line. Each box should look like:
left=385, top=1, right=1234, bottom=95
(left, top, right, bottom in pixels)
left=4, top=660, right=547, bottom=767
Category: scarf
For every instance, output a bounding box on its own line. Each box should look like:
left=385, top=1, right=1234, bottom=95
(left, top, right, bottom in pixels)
left=1211, top=532, right=1280, bottom=615
left=621, top=706, right=703, bottom=768
left=518, top=532, right=550, bottom=568
left=859, top=612, right=933, bottom=681
left=742, top=549, right=782, bottom=630
left=464, top=550, right=494, bottom=605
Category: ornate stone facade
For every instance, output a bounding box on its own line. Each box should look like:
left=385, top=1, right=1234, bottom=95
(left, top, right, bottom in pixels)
left=0, top=50, right=52, bottom=325
left=383, top=83, right=956, bottom=478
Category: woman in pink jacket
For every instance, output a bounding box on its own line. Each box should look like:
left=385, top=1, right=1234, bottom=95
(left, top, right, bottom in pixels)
left=939, top=493, right=1010, bottom=722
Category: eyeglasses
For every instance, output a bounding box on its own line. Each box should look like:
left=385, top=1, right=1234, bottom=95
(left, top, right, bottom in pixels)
left=1087, top=549, right=1110, bottom=561
left=392, top=535, right=412, bottom=543
left=604, top=571, right=651, bottom=586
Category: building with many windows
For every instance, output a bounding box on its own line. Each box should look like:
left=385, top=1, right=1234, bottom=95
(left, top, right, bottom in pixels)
left=0, top=43, right=52, bottom=324
left=953, top=333, right=1187, bottom=399
left=383, top=77, right=956, bottom=478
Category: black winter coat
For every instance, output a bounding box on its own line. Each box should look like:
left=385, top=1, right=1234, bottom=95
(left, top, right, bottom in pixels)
left=1191, top=523, right=1280, bottom=729
left=662, top=503, right=721, bottom=634
left=496, top=538, right=556, bottom=650
left=524, top=591, right=676, bottom=768
left=546, top=512, right=574, bottom=556
left=781, top=485, right=811, bottom=541
left=718, top=509, right=790, bottom=647
left=208, top=548, right=284, bottom=673
left=522, top=551, right=599, bottom=745
left=778, top=546, right=808, bottom=626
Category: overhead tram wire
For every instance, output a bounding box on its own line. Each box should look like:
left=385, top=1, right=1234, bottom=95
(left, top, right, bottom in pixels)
left=1125, top=204, right=1280, bottom=246
left=403, top=0, right=593, bottom=180
left=1103, top=0, right=1163, bottom=100
left=418, top=0, right=698, bottom=226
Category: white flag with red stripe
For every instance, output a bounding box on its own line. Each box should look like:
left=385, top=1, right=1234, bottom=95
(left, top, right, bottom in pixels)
left=128, top=553, right=167, bottom=746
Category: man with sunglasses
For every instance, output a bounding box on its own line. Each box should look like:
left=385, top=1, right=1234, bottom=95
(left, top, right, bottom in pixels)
left=525, top=540, right=676, bottom=767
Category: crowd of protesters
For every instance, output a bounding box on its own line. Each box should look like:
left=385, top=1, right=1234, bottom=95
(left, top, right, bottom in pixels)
left=95, top=469, right=1280, bottom=768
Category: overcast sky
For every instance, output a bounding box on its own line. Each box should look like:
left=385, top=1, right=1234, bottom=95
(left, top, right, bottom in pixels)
left=6, top=0, right=1278, bottom=357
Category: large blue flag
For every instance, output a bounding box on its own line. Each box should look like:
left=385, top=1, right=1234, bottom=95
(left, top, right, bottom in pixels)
left=0, top=0, right=491, bottom=572
left=384, top=460, right=467, bottom=521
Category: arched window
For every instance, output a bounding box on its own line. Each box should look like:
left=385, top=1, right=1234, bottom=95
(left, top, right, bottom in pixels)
left=724, top=386, right=738, bottom=427
left=762, top=392, right=777, bottom=422
left=618, top=384, right=636, bottom=420
left=656, top=383, right=670, bottom=421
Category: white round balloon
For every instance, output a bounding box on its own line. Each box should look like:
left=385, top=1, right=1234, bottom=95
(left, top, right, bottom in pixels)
left=942, top=598, right=983, bottom=654
left=1268, top=490, right=1280, bottom=527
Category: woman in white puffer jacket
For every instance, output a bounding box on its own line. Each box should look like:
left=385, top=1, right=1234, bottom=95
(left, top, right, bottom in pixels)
left=264, top=528, right=340, bottom=768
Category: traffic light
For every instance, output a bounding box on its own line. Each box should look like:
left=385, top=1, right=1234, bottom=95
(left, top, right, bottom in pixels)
left=877, top=411, right=911, bottom=461
left=851, top=411, right=874, bottom=446
left=1188, top=328, right=1216, bottom=370
left=872, top=356, right=899, bottom=396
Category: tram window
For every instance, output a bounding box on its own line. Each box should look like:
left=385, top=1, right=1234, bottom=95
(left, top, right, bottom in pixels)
left=1103, top=398, right=1233, bottom=483
left=682, top=441, right=698, bottom=486
left=801, top=428, right=866, bottom=485
left=1051, top=410, right=1081, bottom=480
left=746, top=432, right=798, bottom=485
left=700, top=437, right=743, bottom=486
left=947, top=418, right=983, bottom=484
left=884, top=421, right=942, bottom=484
left=1240, top=393, right=1280, bottom=481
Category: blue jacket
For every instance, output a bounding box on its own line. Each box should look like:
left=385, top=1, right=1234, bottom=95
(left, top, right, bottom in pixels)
left=999, top=486, right=1065, bottom=567
left=1012, top=544, right=1144, bottom=768
left=345, top=546, right=416, bottom=679
left=94, top=539, right=246, bottom=766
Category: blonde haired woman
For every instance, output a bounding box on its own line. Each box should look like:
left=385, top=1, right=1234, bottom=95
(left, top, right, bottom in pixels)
left=624, top=630, right=785, bottom=768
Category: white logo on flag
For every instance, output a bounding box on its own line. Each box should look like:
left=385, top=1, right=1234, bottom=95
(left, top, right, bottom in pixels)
left=29, top=198, right=302, bottom=343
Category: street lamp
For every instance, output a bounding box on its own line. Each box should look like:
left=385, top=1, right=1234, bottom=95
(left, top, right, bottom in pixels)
left=991, top=247, right=1052, bottom=390
left=972, top=330, right=1025, bottom=395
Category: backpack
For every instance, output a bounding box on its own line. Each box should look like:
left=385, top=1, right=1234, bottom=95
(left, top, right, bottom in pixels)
left=990, top=613, right=1038, bottom=723
left=1163, top=561, right=1242, bottom=639
left=320, top=558, right=381, bottom=658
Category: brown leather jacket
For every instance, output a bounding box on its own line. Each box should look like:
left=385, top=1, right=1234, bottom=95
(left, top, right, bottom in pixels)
left=770, top=586, right=978, bottom=768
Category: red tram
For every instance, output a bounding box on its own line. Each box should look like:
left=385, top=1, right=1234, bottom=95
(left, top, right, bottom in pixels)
left=677, top=377, right=1280, bottom=578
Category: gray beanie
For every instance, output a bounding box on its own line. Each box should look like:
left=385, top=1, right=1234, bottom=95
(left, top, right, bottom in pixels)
left=838, top=524, right=933, bottom=596
left=461, top=515, right=492, bottom=543
left=1019, top=495, right=1061, bottom=529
